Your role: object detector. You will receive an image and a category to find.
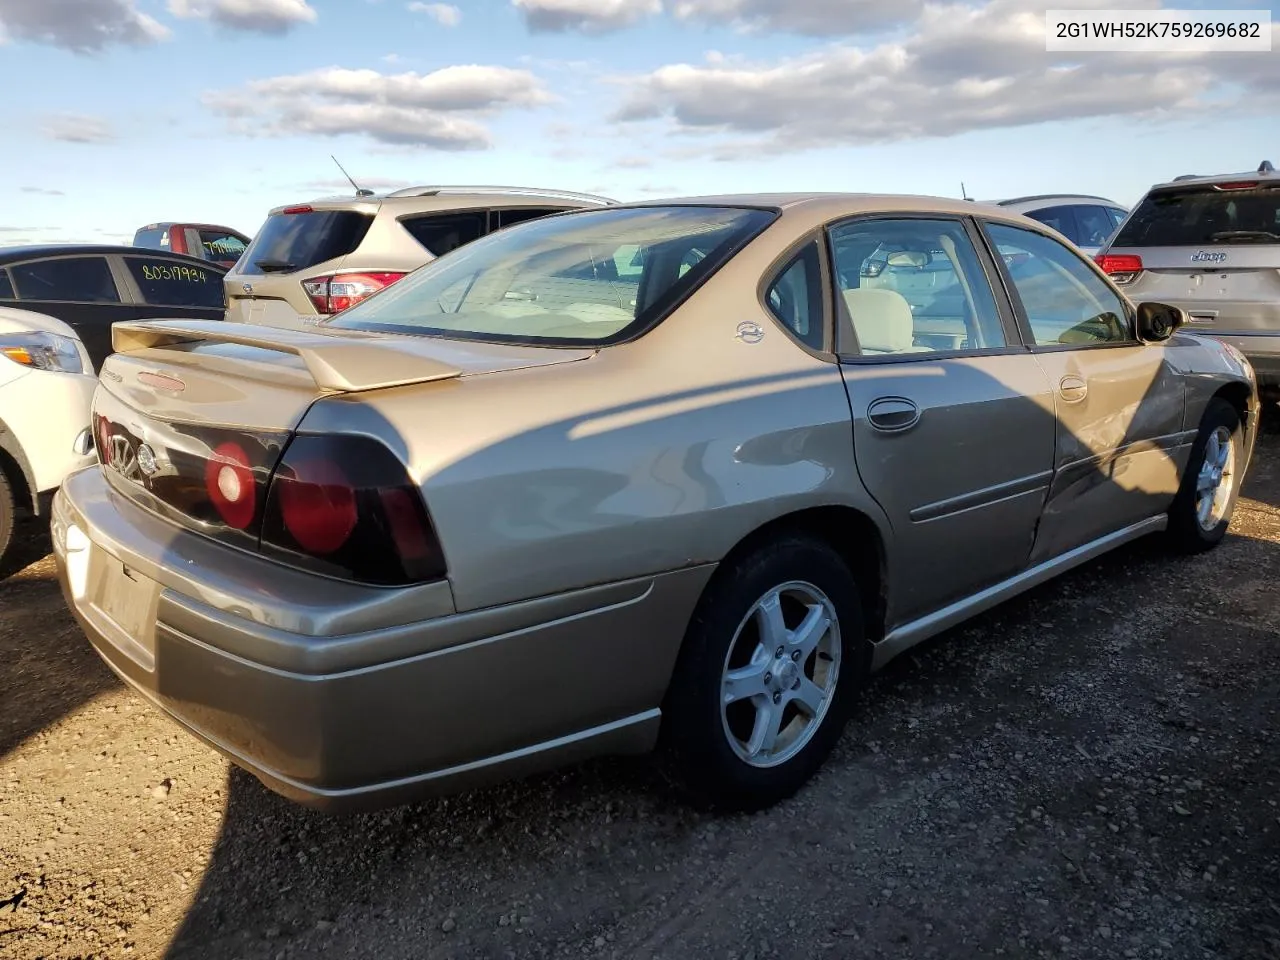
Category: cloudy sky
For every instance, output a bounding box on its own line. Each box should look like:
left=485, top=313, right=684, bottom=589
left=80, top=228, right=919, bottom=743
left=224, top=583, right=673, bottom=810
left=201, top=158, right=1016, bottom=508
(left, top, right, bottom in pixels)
left=0, top=0, right=1276, bottom=246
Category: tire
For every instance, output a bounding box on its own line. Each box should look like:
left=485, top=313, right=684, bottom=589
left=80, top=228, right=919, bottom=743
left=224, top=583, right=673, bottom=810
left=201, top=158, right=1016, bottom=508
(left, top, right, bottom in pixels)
left=0, top=469, right=14, bottom=574
left=660, top=535, right=865, bottom=812
left=1167, top=397, right=1243, bottom=553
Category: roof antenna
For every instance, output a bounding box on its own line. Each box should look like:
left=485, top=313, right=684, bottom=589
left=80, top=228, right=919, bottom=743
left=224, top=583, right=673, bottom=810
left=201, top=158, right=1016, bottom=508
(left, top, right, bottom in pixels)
left=961, top=181, right=973, bottom=201
left=331, top=155, right=375, bottom=198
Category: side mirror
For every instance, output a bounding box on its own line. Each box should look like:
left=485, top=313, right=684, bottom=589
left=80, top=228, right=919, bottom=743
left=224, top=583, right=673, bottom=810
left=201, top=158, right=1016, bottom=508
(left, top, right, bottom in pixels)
left=1135, top=301, right=1186, bottom=343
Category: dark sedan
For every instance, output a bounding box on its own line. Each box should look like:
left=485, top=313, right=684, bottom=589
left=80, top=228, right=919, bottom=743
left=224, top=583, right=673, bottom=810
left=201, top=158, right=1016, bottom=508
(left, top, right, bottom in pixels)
left=0, top=245, right=227, bottom=370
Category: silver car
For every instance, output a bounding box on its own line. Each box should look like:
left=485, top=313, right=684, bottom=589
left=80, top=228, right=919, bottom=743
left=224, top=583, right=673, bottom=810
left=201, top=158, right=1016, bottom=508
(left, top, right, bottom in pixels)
left=1097, top=161, right=1280, bottom=397
left=53, top=193, right=1257, bottom=813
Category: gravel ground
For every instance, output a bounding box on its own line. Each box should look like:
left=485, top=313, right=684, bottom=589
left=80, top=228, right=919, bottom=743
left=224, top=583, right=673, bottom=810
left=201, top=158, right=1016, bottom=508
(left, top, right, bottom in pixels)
left=3, top=432, right=1280, bottom=960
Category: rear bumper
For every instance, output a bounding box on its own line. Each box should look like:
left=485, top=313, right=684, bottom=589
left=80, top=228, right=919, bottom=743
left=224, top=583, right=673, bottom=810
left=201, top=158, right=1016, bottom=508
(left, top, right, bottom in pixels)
left=51, top=468, right=711, bottom=811
left=1190, top=333, right=1280, bottom=389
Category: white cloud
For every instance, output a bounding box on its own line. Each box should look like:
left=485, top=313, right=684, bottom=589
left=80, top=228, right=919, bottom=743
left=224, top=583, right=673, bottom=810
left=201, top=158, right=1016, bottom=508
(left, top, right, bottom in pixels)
left=40, top=114, right=116, bottom=144
left=168, top=0, right=317, bottom=35
left=0, top=0, right=168, bottom=52
left=408, top=2, right=461, bottom=26
left=672, top=0, right=922, bottom=34
left=512, top=0, right=660, bottom=34
left=205, top=66, right=555, bottom=150
left=20, top=187, right=67, bottom=196
left=616, top=0, right=1278, bottom=154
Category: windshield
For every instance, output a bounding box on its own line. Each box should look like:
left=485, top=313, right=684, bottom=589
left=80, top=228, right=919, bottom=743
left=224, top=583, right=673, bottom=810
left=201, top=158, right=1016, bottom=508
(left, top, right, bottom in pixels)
left=326, top=205, right=776, bottom=345
left=1114, top=186, right=1280, bottom=247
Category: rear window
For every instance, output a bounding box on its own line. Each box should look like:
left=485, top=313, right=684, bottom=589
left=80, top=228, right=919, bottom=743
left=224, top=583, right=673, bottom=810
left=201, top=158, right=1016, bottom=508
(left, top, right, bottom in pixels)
left=1113, top=186, right=1280, bottom=247
left=134, top=228, right=169, bottom=249
left=329, top=205, right=776, bottom=346
left=11, top=257, right=121, bottom=303
left=239, top=209, right=373, bottom=275
left=125, top=256, right=225, bottom=308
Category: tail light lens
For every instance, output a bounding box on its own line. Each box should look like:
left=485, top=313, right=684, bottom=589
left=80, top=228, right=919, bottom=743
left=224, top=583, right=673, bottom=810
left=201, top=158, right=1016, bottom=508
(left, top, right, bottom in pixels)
left=260, top=434, right=446, bottom=586
left=1095, top=253, right=1144, bottom=284
left=205, top=442, right=256, bottom=530
left=301, top=272, right=407, bottom=315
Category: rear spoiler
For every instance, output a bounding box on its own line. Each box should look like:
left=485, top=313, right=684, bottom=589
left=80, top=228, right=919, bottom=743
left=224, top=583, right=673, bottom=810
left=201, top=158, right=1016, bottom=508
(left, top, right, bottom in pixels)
left=111, top=319, right=462, bottom=393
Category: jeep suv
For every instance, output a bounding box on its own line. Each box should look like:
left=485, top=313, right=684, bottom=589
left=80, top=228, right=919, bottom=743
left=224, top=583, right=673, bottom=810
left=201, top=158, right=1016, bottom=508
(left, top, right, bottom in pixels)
left=224, top=186, right=614, bottom=329
left=1096, top=161, right=1280, bottom=395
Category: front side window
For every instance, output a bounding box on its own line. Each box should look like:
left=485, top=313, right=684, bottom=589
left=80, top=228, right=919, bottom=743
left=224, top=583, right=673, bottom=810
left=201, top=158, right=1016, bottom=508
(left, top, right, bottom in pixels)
left=11, top=257, right=120, bottom=303
left=125, top=256, right=225, bottom=308
left=985, top=222, right=1131, bottom=346
left=329, top=205, right=776, bottom=345
left=765, top=243, right=824, bottom=350
left=199, top=230, right=247, bottom=263
left=829, top=217, right=1005, bottom=356
left=401, top=212, right=486, bottom=257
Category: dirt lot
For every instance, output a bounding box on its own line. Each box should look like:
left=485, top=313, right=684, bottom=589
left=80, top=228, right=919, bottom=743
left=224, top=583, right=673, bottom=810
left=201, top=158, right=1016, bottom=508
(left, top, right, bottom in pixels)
left=3, top=435, right=1280, bottom=960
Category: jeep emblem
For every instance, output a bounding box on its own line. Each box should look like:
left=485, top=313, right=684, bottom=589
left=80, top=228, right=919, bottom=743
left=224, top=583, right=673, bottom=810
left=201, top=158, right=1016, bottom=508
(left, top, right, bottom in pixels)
left=1190, top=250, right=1227, bottom=264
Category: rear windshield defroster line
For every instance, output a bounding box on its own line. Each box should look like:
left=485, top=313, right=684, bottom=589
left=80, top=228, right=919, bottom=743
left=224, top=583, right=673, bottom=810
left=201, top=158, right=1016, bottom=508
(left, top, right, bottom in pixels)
left=325, top=205, right=779, bottom=348
left=239, top=210, right=375, bottom=276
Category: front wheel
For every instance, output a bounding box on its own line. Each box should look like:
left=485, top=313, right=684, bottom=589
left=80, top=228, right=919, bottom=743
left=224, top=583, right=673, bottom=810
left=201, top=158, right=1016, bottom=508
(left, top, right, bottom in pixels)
left=1167, top=398, right=1243, bottom=552
left=660, top=535, right=865, bottom=812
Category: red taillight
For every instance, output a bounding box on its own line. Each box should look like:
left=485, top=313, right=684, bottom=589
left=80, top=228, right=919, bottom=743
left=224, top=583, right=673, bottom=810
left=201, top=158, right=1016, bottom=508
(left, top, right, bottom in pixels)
left=301, top=272, right=407, bottom=314
left=1215, top=182, right=1259, bottom=191
left=282, top=205, right=314, bottom=215
left=1095, top=254, right=1144, bottom=275
left=204, top=441, right=256, bottom=530
left=261, top=434, right=446, bottom=586
left=275, top=458, right=358, bottom=555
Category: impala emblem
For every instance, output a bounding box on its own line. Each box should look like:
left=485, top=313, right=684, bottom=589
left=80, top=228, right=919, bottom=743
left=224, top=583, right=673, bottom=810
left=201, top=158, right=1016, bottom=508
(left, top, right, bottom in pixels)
left=242, top=282, right=254, bottom=294
left=736, top=321, right=765, bottom=344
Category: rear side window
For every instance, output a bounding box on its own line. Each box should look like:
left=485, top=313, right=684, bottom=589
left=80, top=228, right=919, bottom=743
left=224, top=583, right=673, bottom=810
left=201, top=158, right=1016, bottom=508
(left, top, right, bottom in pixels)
left=495, top=207, right=567, bottom=229
left=134, top=228, right=169, bottom=249
left=1024, top=206, right=1079, bottom=244
left=125, top=257, right=225, bottom=308
left=0, top=270, right=12, bottom=299
left=11, top=257, right=120, bottom=303
left=400, top=212, right=486, bottom=257
left=1114, top=187, right=1280, bottom=246
left=239, top=209, right=374, bottom=275
left=199, top=230, right=247, bottom=264
left=766, top=243, right=825, bottom=350
left=1106, top=207, right=1128, bottom=228
left=1075, top=205, right=1120, bottom=248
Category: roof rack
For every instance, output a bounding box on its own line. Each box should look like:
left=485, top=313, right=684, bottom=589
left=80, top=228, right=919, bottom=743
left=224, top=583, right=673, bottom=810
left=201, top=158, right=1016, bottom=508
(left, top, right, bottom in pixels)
left=995, top=193, right=1116, bottom=206
left=1172, top=174, right=1202, bottom=181
left=382, top=185, right=615, bottom=205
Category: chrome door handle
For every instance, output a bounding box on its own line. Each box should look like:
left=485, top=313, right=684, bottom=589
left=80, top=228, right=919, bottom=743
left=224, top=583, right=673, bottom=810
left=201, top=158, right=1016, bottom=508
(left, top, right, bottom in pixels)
left=867, top=396, right=921, bottom=432
left=1059, top=375, right=1088, bottom=403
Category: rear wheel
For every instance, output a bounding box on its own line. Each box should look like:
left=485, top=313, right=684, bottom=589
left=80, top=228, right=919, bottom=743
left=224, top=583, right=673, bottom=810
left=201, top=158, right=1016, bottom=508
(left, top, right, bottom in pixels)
left=1167, top=398, right=1243, bottom=552
left=660, top=535, right=865, bottom=812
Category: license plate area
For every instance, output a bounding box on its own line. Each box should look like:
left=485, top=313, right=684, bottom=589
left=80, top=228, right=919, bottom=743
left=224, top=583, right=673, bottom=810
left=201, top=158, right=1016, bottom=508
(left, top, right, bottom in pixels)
left=86, top=549, right=159, bottom=671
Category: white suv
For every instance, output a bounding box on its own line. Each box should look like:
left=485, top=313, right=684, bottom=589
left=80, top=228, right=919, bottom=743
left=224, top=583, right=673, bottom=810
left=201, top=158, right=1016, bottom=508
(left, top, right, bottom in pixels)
left=0, top=307, right=97, bottom=570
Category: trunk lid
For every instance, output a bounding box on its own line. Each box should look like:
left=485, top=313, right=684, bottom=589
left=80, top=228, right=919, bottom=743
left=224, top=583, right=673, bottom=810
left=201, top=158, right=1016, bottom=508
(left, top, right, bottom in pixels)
left=92, top=320, right=593, bottom=544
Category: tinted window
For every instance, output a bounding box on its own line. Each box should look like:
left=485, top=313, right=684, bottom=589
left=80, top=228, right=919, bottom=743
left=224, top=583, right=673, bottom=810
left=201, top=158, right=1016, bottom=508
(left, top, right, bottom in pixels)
left=199, top=230, right=246, bottom=264
left=829, top=218, right=1005, bottom=355
left=496, top=207, right=567, bottom=229
left=1024, top=206, right=1079, bottom=244
left=134, top=228, right=170, bottom=250
left=330, top=205, right=775, bottom=345
left=1107, top=207, right=1128, bottom=228
left=125, top=257, right=225, bottom=308
left=400, top=213, right=486, bottom=257
left=986, top=222, right=1131, bottom=346
left=1076, top=205, right=1120, bottom=248
left=0, top=270, right=12, bottom=300
left=11, top=257, right=120, bottom=303
left=239, top=210, right=374, bottom=275
left=766, top=243, right=824, bottom=350
left=1114, top=187, right=1280, bottom=246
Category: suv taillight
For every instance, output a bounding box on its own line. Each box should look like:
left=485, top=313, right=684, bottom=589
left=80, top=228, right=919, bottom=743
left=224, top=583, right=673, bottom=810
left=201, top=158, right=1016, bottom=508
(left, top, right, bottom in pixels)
left=260, top=434, right=446, bottom=586
left=301, top=272, right=407, bottom=314
left=1095, top=253, right=1144, bottom=284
